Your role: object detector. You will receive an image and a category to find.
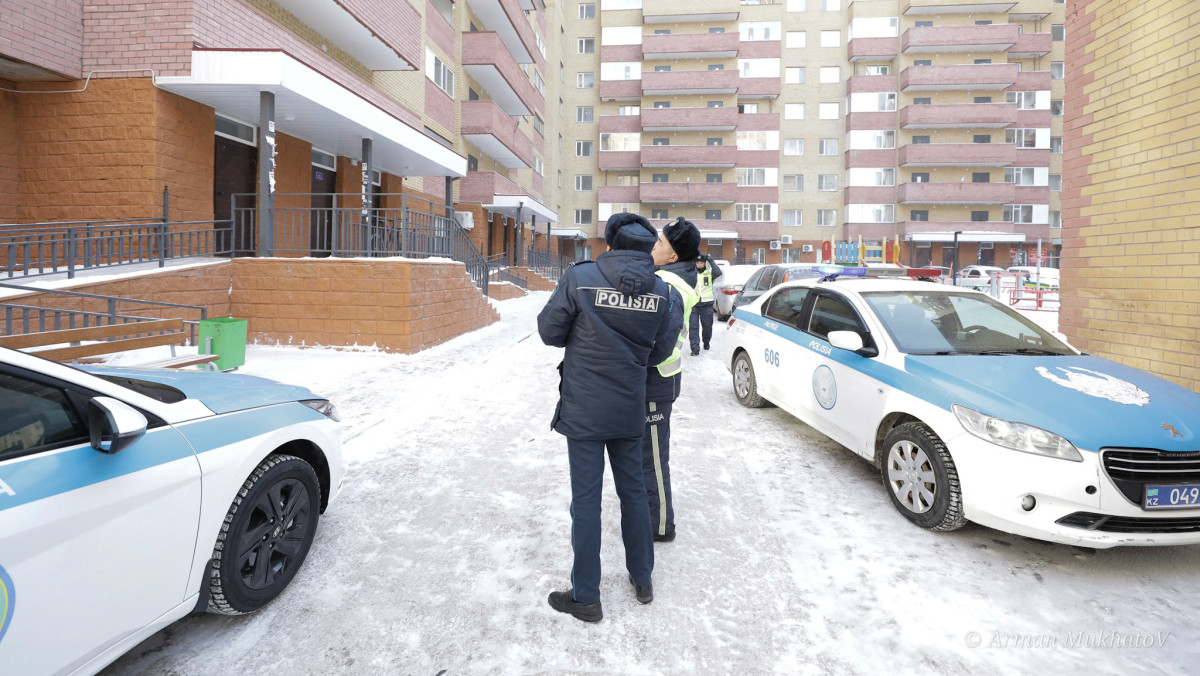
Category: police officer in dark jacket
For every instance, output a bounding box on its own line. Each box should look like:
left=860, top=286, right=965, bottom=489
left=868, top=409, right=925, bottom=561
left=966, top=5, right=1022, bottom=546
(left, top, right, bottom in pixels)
left=644, top=218, right=701, bottom=543
left=538, top=212, right=680, bottom=623
left=689, top=254, right=724, bottom=355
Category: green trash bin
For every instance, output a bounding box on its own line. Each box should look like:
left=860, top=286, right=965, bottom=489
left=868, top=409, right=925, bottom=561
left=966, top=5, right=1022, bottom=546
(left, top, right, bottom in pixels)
left=198, top=317, right=248, bottom=371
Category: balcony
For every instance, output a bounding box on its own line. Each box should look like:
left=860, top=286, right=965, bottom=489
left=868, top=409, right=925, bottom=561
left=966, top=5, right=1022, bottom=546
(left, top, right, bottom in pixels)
left=641, top=144, right=738, bottom=167
left=460, top=170, right=526, bottom=204
left=642, top=0, right=740, bottom=24
left=903, top=1, right=1018, bottom=15
left=737, top=149, right=779, bottom=167
left=846, top=149, right=897, bottom=169
left=460, top=100, right=534, bottom=169
left=890, top=220, right=1049, bottom=242
left=1009, top=33, right=1053, bottom=58
left=738, top=76, right=781, bottom=99
left=899, top=143, right=1015, bottom=167
left=640, top=182, right=738, bottom=203
left=737, top=112, right=780, bottom=131
left=897, top=181, right=1016, bottom=204
left=846, top=112, right=898, bottom=130
left=848, top=37, right=898, bottom=62
left=642, top=70, right=739, bottom=96
left=1011, top=70, right=1053, bottom=90
left=846, top=74, right=898, bottom=94
left=899, top=64, right=1020, bottom=91
left=900, top=103, right=1017, bottom=128
left=462, top=32, right=544, bottom=116
left=1012, top=109, right=1051, bottom=128
left=642, top=107, right=738, bottom=131
left=600, top=45, right=643, bottom=62
left=643, top=32, right=739, bottom=60
left=599, top=115, right=640, bottom=133
left=844, top=186, right=895, bottom=204
left=736, top=186, right=778, bottom=203
left=901, top=24, right=1019, bottom=53
left=597, top=185, right=639, bottom=203
left=274, top=0, right=419, bottom=70
left=464, top=0, right=543, bottom=66
left=598, top=150, right=641, bottom=170
left=599, top=79, right=641, bottom=101
left=1014, top=148, right=1051, bottom=167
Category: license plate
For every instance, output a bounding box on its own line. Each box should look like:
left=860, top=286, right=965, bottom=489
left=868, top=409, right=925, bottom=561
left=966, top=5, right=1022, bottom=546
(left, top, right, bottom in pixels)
left=1144, top=484, right=1200, bottom=510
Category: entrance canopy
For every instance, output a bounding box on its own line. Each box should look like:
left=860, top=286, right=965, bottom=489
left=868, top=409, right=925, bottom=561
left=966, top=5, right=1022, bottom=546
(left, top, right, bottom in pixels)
left=483, top=195, right=559, bottom=223
left=156, top=50, right=466, bottom=178
left=550, top=227, right=588, bottom=240
left=907, top=231, right=1026, bottom=243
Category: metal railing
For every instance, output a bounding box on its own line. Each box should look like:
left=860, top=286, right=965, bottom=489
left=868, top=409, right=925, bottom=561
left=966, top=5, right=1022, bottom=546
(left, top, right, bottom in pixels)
left=484, top=254, right=528, bottom=290
left=1, top=282, right=208, bottom=344
left=526, top=248, right=571, bottom=282
left=0, top=218, right=233, bottom=279
left=232, top=193, right=489, bottom=295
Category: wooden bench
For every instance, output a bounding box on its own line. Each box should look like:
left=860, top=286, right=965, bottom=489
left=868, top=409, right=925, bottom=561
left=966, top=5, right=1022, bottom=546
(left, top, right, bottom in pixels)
left=0, top=318, right=220, bottom=369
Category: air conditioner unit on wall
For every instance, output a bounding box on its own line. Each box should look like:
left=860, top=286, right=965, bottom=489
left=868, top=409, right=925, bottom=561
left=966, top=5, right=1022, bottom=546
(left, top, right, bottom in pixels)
left=801, top=244, right=814, bottom=253
left=769, top=240, right=782, bottom=251
left=779, top=235, right=793, bottom=245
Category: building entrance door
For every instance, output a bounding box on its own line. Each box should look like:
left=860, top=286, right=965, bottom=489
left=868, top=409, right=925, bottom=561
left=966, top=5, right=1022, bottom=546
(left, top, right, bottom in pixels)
left=213, top=137, right=256, bottom=255
left=310, top=165, right=336, bottom=257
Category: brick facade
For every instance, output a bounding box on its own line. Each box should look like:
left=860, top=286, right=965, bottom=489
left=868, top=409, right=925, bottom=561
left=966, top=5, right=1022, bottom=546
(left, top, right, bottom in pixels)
left=1061, top=0, right=1200, bottom=391
left=0, top=92, right=17, bottom=222
left=0, top=0, right=84, bottom=79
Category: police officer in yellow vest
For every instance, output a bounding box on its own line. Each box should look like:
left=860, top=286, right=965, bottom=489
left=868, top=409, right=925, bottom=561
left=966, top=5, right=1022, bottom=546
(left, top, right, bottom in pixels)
left=643, top=217, right=701, bottom=542
left=689, top=253, right=724, bottom=355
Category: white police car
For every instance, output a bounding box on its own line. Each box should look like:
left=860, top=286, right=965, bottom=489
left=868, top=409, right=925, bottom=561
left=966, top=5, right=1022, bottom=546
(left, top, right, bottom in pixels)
left=725, top=265, right=1200, bottom=547
left=0, top=346, right=342, bottom=675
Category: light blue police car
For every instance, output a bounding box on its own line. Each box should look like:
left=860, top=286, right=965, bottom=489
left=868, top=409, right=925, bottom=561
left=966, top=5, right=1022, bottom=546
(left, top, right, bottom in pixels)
left=725, top=266, right=1200, bottom=547
left=0, top=346, right=342, bottom=675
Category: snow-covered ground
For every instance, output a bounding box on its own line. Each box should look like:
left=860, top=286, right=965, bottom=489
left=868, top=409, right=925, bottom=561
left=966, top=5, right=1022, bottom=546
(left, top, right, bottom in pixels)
left=103, top=292, right=1194, bottom=675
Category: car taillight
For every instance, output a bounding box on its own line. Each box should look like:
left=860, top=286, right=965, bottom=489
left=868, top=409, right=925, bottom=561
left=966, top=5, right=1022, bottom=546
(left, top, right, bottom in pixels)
left=727, top=317, right=736, bottom=327
left=722, top=287, right=741, bottom=295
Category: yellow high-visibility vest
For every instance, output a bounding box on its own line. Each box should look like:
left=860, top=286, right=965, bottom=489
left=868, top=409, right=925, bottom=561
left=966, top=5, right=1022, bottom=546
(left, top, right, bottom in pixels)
left=696, top=266, right=715, bottom=304
left=654, top=270, right=700, bottom=377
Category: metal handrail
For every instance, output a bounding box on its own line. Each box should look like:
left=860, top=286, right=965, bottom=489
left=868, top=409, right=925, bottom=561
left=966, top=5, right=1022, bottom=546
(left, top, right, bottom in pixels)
left=1, top=282, right=208, bottom=344
left=484, top=254, right=528, bottom=290
left=526, top=248, right=571, bottom=281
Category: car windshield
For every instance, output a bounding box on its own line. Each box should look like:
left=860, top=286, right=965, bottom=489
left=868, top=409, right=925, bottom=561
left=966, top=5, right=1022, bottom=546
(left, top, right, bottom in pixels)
left=862, top=291, right=1074, bottom=356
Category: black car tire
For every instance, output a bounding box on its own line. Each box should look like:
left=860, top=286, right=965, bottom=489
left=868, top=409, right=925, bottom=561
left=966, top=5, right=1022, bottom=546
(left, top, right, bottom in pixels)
left=732, top=351, right=769, bottom=408
left=880, top=423, right=967, bottom=531
left=207, top=454, right=321, bottom=615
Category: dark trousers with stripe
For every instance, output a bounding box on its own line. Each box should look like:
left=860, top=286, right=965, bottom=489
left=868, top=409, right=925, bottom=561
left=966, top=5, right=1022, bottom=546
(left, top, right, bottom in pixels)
left=689, top=302, right=715, bottom=352
left=642, top=400, right=674, bottom=537
left=567, top=436, right=654, bottom=604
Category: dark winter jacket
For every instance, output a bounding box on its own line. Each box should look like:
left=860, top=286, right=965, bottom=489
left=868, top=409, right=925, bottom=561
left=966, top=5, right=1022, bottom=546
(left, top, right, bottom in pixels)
left=695, top=255, right=724, bottom=305
left=538, top=250, right=677, bottom=440
left=645, top=260, right=696, bottom=403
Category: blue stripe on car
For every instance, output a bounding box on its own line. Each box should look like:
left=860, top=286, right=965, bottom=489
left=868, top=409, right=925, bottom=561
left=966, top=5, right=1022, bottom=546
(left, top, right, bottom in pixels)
left=0, top=404, right=322, bottom=512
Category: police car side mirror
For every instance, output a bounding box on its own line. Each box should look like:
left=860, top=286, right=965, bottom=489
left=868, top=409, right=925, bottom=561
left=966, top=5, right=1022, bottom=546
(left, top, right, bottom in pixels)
left=88, top=397, right=147, bottom=454
left=828, top=330, right=878, bottom=358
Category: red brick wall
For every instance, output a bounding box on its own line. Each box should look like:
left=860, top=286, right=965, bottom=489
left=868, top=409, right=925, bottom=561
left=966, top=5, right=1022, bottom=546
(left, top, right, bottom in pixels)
left=424, top=79, right=455, bottom=141
left=0, top=0, right=84, bottom=79
left=231, top=258, right=499, bottom=353
left=425, top=0, right=456, bottom=56
left=155, top=86, right=212, bottom=221
left=0, top=92, right=17, bottom=222
left=337, top=0, right=422, bottom=69
left=81, top=1, right=192, bottom=77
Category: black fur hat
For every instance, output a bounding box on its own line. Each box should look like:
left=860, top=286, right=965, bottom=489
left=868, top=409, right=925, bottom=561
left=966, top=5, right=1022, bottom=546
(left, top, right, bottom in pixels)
left=663, top=217, right=701, bottom=262
left=604, top=212, right=657, bottom=254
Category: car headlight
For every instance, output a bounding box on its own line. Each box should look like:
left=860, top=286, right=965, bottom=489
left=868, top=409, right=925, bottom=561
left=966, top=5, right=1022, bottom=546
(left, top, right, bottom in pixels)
left=952, top=404, right=1081, bottom=462
left=301, top=399, right=340, bottom=422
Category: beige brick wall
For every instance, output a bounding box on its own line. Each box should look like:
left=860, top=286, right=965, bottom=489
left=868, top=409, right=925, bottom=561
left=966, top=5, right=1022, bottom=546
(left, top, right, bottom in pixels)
left=1062, top=0, right=1200, bottom=391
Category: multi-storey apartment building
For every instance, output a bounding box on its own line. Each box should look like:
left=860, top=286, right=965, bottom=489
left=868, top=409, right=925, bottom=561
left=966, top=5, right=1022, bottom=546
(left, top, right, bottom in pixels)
left=559, top=0, right=1066, bottom=268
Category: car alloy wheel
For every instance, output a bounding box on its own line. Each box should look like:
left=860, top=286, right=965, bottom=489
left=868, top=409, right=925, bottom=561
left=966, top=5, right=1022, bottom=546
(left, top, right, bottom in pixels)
left=208, top=454, right=321, bottom=614
left=880, top=423, right=966, bottom=531
left=733, top=351, right=768, bottom=408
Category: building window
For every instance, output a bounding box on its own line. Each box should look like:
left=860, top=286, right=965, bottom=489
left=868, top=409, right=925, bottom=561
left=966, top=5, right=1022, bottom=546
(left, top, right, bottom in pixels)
left=578, top=38, right=595, bottom=54
left=820, top=66, right=840, bottom=83
left=1004, top=205, right=1035, bottom=224
left=652, top=173, right=668, bottom=183
left=615, top=174, right=639, bottom=186
left=914, top=21, right=933, bottom=28
left=468, top=88, right=479, bottom=101
left=848, top=204, right=893, bottom=223
left=786, top=31, right=806, bottom=48
left=818, top=174, right=837, bottom=191
left=913, top=59, right=932, bottom=66
left=974, top=134, right=991, bottom=144
left=600, top=133, right=640, bottom=151
left=784, top=139, right=803, bottom=155
left=707, top=173, right=723, bottom=183
left=653, top=101, right=670, bottom=108
left=972, top=172, right=990, bottom=183
left=467, top=154, right=478, bottom=171
left=1051, top=136, right=1063, bottom=154
left=1051, top=99, right=1064, bottom=116
left=785, top=103, right=805, bottom=120
left=707, top=137, right=723, bottom=146
left=787, top=0, right=806, bottom=10
left=736, top=203, right=775, bottom=221
left=575, top=209, right=593, bottom=225
left=577, top=106, right=594, bottom=122
left=1006, top=128, right=1040, bottom=148
left=737, top=130, right=778, bottom=150
left=818, top=103, right=839, bottom=119
left=652, top=138, right=669, bottom=146
left=736, top=168, right=769, bottom=186
left=577, top=72, right=594, bottom=88
left=974, top=96, right=992, bottom=103
left=1049, top=175, right=1062, bottom=191
left=651, top=209, right=669, bottom=219
left=820, top=30, right=840, bottom=47
left=865, top=65, right=889, bottom=75
left=706, top=209, right=722, bottom=219
left=1052, top=25, right=1064, bottom=41
left=818, top=139, right=838, bottom=155
left=617, top=105, right=639, bottom=115
left=534, top=155, right=543, bottom=176
left=1007, top=91, right=1042, bottom=110
left=1050, top=211, right=1062, bottom=227
left=1051, top=62, right=1065, bottom=79
left=971, top=211, right=989, bottom=222
left=575, top=175, right=593, bottom=191
left=817, top=209, right=837, bottom=227
left=913, top=97, right=931, bottom=105
left=576, top=140, right=593, bottom=156
left=654, top=29, right=670, bottom=35
left=910, top=210, right=928, bottom=221
left=785, top=67, right=805, bottom=84
left=709, top=27, right=725, bottom=33
left=579, top=3, right=595, bottom=19
left=425, top=48, right=455, bottom=97
left=783, top=209, right=802, bottom=226
left=911, top=172, right=929, bottom=183
left=708, top=64, right=725, bottom=71
left=739, top=21, right=782, bottom=41
left=738, top=103, right=759, bottom=114
left=911, top=135, right=930, bottom=145
left=533, top=115, right=544, bottom=136
left=708, top=101, right=724, bottom=108
left=783, top=174, right=803, bottom=191
left=654, top=65, right=671, bottom=72
left=974, top=58, right=991, bottom=65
